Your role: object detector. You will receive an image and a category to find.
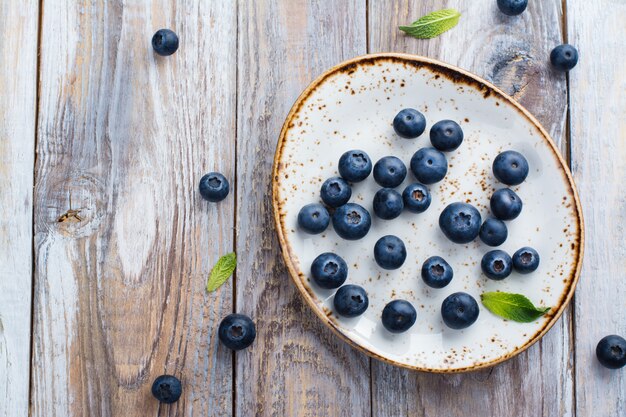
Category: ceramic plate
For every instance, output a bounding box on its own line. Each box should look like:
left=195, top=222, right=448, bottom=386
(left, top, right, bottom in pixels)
left=272, top=54, right=583, bottom=372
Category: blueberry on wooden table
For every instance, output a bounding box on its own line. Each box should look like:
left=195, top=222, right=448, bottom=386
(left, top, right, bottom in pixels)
left=441, top=292, right=479, bottom=330
left=151, top=375, right=182, bottom=404
left=492, top=150, right=529, bottom=185
left=331, top=203, right=371, bottom=240
left=382, top=300, right=417, bottom=333
left=596, top=335, right=626, bottom=369
left=550, top=44, right=579, bottom=71
left=429, top=120, right=464, bottom=152
left=333, top=285, right=369, bottom=318
left=338, top=150, right=372, bottom=182
left=402, top=183, right=431, bottom=213
left=512, top=247, right=540, bottom=273
left=490, top=188, right=523, bottom=220
left=496, top=0, right=528, bottom=16
left=152, top=29, right=179, bottom=56
left=393, top=108, right=426, bottom=139
left=311, top=252, right=348, bottom=289
left=373, top=156, right=407, bottom=188
left=481, top=250, right=513, bottom=280
left=438, top=202, right=482, bottom=244
left=421, top=256, right=453, bottom=289
left=199, top=172, right=230, bottom=202
left=410, top=147, right=448, bottom=184
left=374, top=235, right=407, bottom=270
left=373, top=188, right=404, bottom=220
left=218, top=314, right=256, bottom=351
left=320, top=176, right=352, bottom=208
left=297, top=203, right=330, bottom=234
left=479, top=218, right=508, bottom=247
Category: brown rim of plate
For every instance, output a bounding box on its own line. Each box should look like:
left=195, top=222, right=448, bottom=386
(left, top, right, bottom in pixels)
left=271, top=53, right=585, bottom=373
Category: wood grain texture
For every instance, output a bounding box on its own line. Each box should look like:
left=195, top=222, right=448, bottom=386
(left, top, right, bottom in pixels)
left=234, top=1, right=371, bottom=416
left=368, top=1, right=574, bottom=416
left=31, top=1, right=236, bottom=416
left=0, top=1, right=38, bottom=416
left=568, top=1, right=626, bottom=415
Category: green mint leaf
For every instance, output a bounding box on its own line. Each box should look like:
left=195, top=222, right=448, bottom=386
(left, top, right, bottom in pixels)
left=399, top=9, right=461, bottom=39
left=480, top=292, right=551, bottom=323
left=206, top=252, right=237, bottom=292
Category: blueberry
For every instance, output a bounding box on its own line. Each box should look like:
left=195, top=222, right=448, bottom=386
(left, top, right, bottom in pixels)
left=421, top=256, right=453, bottom=288
left=320, top=177, right=352, bottom=208
left=311, top=253, right=348, bottom=289
left=402, top=183, right=431, bottom=213
left=152, top=29, right=179, bottom=56
left=333, top=285, right=369, bottom=317
left=199, top=172, right=230, bottom=202
left=438, top=202, right=482, bottom=244
left=373, top=188, right=404, bottom=220
left=151, top=375, right=182, bottom=403
left=512, top=246, right=540, bottom=274
left=493, top=151, right=529, bottom=185
left=410, top=147, right=448, bottom=184
left=218, top=313, right=256, bottom=350
left=490, top=188, right=523, bottom=220
left=373, top=156, right=407, bottom=188
left=393, top=108, right=426, bottom=139
left=481, top=250, right=513, bottom=280
left=550, top=44, right=579, bottom=71
left=430, top=120, right=464, bottom=152
left=596, top=335, right=626, bottom=369
left=479, top=218, right=508, bottom=246
left=338, top=150, right=372, bottom=182
left=332, top=203, right=371, bottom=240
left=297, top=203, right=330, bottom=234
left=374, top=235, right=407, bottom=270
left=441, top=292, right=480, bottom=330
left=497, top=0, right=528, bottom=16
left=381, top=300, right=417, bottom=333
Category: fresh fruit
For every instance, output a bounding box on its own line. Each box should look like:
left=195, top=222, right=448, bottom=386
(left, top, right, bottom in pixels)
left=311, top=253, right=348, bottom=289
left=479, top=218, right=508, bottom=247
left=550, top=44, right=579, bottom=71
left=596, top=335, right=626, bottom=369
left=490, top=188, right=523, bottom=220
left=199, top=172, right=230, bottom=202
left=492, top=150, right=529, bottom=186
left=320, top=176, right=352, bottom=208
left=333, top=285, right=369, bottom=317
left=373, top=188, right=404, bottom=220
left=393, top=108, right=426, bottom=139
left=429, top=120, right=464, bottom=152
left=441, top=292, right=480, bottom=329
left=374, top=235, right=407, bottom=270
left=496, top=0, right=528, bottom=16
left=151, top=375, right=182, bottom=403
left=338, top=150, right=372, bottom=182
left=410, top=147, right=448, bottom=184
left=421, top=256, right=453, bottom=288
left=297, top=203, right=330, bottom=234
left=218, top=313, right=256, bottom=350
left=152, top=29, right=179, bottom=56
left=373, top=156, right=407, bottom=188
left=438, top=202, right=482, bottom=244
left=481, top=250, right=513, bottom=280
left=381, top=300, right=417, bottom=333
left=402, top=183, right=431, bottom=213
left=332, top=203, right=371, bottom=240
left=512, top=246, right=540, bottom=274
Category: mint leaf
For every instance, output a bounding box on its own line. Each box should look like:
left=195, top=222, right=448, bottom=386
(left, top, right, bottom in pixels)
left=480, top=292, right=551, bottom=323
left=399, top=9, right=461, bottom=39
left=206, top=253, right=236, bottom=292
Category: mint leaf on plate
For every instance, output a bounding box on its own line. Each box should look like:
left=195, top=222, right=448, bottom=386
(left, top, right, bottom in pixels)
left=399, top=9, right=461, bottom=39
left=207, top=252, right=237, bottom=292
left=480, top=292, right=551, bottom=323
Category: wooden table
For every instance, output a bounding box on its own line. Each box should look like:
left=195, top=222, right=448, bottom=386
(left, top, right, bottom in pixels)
left=1, top=1, right=624, bottom=416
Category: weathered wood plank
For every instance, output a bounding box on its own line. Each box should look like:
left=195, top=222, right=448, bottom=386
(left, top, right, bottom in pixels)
left=368, top=1, right=573, bottom=416
left=31, top=1, right=236, bottom=415
left=0, top=1, right=39, bottom=416
left=235, top=1, right=370, bottom=416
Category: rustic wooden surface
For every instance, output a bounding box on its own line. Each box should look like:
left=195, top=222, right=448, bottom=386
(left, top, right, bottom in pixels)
left=0, top=0, right=623, bottom=416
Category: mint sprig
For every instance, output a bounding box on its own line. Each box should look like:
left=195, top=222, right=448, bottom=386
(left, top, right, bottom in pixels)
left=206, top=253, right=237, bottom=292
left=399, top=9, right=461, bottom=39
left=480, top=292, right=551, bottom=323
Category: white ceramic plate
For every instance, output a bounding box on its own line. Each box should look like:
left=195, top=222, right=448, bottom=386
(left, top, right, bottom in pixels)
left=272, top=54, right=583, bottom=372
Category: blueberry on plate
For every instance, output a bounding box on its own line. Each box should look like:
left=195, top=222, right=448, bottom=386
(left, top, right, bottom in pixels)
left=438, top=202, right=482, bottom=244
left=410, top=147, right=448, bottom=184
left=320, top=176, right=352, bottom=208
left=151, top=375, right=182, bottom=403
left=152, top=29, right=179, bottom=56
left=550, top=44, right=579, bottom=71
left=332, top=203, right=371, bottom=240
left=297, top=203, right=330, bottom=234
left=496, top=0, right=527, bottom=16
left=479, top=218, right=508, bottom=247
left=512, top=246, right=540, bottom=274
left=402, top=183, right=431, bottom=213
left=373, top=156, right=407, bottom=188
left=218, top=313, right=256, bottom=351
left=493, top=150, right=529, bottom=185
left=338, top=150, right=372, bottom=182
left=490, top=188, right=523, bottom=220
left=441, top=292, right=479, bottom=330
left=421, top=256, right=453, bottom=288
left=311, top=252, right=348, bottom=289
left=373, top=188, right=404, bottom=220
left=381, top=300, right=417, bottom=333
left=596, top=335, right=626, bottom=369
left=374, top=235, right=407, bottom=270
left=430, top=120, right=464, bottom=152
left=199, top=172, right=230, bottom=202
left=393, top=108, right=426, bottom=139
left=333, top=285, right=369, bottom=318
left=481, top=250, right=512, bottom=280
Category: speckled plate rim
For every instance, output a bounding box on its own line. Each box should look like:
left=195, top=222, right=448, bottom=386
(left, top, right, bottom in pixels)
left=272, top=53, right=584, bottom=373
